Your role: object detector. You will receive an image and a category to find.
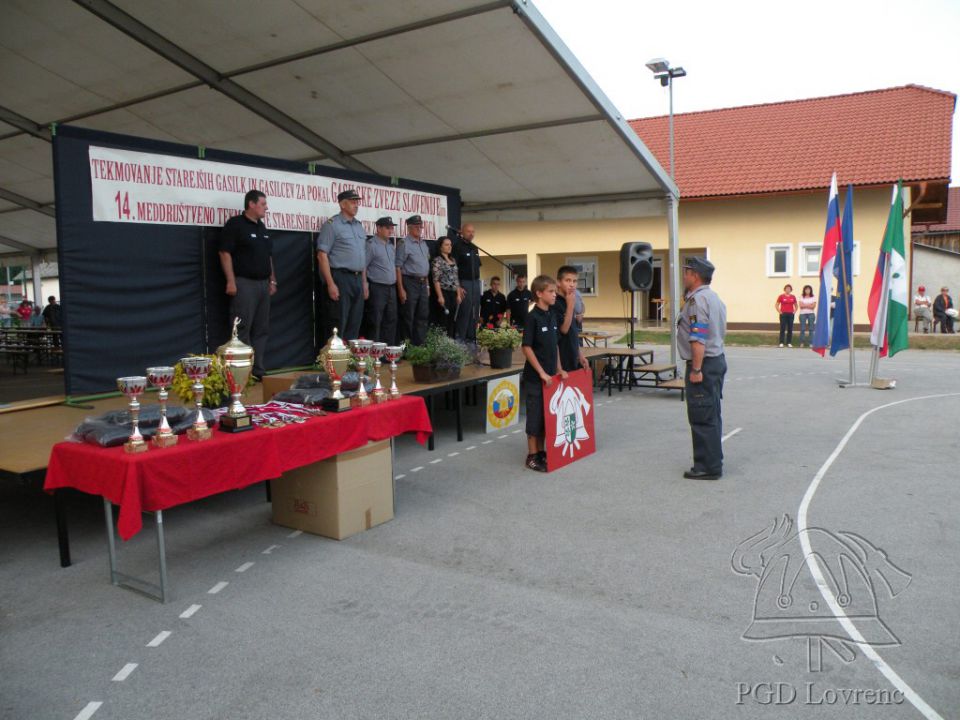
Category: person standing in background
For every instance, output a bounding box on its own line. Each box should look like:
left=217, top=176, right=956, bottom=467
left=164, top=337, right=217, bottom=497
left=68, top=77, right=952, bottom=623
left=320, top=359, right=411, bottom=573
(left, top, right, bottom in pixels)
left=364, top=217, right=399, bottom=345
left=431, top=236, right=460, bottom=338
left=317, top=188, right=367, bottom=341
left=479, top=276, right=508, bottom=327
left=796, top=285, right=816, bottom=347
left=219, top=189, right=276, bottom=380
left=453, top=224, right=482, bottom=343
left=507, top=274, right=533, bottom=329
left=396, top=215, right=431, bottom=345
left=775, top=284, right=797, bottom=347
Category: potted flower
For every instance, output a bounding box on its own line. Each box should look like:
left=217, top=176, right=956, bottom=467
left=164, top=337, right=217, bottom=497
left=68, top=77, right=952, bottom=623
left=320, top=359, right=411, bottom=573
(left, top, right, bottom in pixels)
left=172, top=354, right=231, bottom=408
left=476, top=315, right=521, bottom=369
left=405, top=327, right=472, bottom=382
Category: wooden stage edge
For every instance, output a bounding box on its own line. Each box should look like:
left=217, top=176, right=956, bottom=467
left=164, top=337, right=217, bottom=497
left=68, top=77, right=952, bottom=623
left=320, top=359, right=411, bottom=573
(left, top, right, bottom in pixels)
left=0, top=346, right=629, bottom=477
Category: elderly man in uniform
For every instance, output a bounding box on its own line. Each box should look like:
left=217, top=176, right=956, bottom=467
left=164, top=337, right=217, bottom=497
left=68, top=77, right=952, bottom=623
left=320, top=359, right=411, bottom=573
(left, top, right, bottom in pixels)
left=317, top=188, right=367, bottom=340
left=365, top=217, right=398, bottom=344
left=396, top=215, right=431, bottom=345
left=677, top=257, right=727, bottom=480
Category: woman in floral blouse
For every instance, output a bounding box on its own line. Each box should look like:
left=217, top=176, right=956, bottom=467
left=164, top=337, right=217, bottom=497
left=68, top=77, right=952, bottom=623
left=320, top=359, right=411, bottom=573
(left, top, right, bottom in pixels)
left=431, top=236, right=461, bottom=337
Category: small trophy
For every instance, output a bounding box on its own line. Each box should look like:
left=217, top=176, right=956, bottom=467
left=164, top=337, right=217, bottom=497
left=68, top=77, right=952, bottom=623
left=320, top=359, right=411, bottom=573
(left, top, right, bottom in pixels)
left=217, top=318, right=254, bottom=433
left=348, top=339, right=373, bottom=407
left=369, top=342, right=388, bottom=403
left=116, top=376, right=149, bottom=454
left=146, top=366, right=178, bottom=448
left=383, top=345, right=405, bottom=399
left=320, top=328, right=352, bottom=412
left=181, top=356, right=213, bottom=441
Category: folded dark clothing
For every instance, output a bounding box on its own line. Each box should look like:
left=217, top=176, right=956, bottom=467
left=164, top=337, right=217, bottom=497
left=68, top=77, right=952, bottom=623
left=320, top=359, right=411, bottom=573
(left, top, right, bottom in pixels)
left=291, top=373, right=332, bottom=390
left=272, top=388, right=331, bottom=405
left=74, top=405, right=216, bottom=447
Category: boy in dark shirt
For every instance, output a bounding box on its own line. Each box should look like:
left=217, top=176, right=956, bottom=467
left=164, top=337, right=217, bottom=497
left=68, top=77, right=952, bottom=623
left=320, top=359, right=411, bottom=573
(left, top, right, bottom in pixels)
left=522, top=275, right=568, bottom=472
left=554, top=266, right=589, bottom=372
left=480, top=276, right=508, bottom=327
left=507, top=274, right=534, bottom=328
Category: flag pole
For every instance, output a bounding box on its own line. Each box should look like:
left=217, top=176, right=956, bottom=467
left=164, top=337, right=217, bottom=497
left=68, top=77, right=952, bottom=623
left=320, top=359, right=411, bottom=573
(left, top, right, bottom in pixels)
left=869, top=249, right=895, bottom=389
left=836, top=240, right=857, bottom=386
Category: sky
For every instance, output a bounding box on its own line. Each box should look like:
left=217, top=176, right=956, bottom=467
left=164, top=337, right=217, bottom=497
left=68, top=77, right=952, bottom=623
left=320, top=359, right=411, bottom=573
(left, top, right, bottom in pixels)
left=535, top=0, right=960, bottom=185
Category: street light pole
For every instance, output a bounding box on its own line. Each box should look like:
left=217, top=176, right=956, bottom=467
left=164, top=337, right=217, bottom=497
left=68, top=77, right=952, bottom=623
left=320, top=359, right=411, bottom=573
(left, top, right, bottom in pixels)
left=646, top=59, right=685, bottom=366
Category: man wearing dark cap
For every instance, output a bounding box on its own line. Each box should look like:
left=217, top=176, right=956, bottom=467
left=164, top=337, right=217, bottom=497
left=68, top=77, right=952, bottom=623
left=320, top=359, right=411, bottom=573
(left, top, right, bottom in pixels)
left=365, top=217, right=399, bottom=344
left=677, top=257, right=727, bottom=480
left=317, top=188, right=367, bottom=340
left=395, top=215, right=431, bottom=345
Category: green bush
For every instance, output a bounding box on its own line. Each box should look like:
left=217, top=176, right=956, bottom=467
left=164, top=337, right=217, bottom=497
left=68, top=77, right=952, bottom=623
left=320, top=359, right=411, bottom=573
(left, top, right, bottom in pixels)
left=404, top=327, right=472, bottom=368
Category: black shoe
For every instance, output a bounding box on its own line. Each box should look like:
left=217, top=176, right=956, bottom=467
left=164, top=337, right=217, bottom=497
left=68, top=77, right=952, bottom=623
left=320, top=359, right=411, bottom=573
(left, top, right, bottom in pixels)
left=525, top=453, right=547, bottom=472
left=683, top=468, right=722, bottom=480
left=252, top=374, right=263, bottom=382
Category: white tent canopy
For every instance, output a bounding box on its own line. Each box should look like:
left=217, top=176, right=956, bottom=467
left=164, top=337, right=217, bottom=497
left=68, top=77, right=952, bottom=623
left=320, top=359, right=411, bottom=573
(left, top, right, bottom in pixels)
left=0, top=0, right=676, bottom=258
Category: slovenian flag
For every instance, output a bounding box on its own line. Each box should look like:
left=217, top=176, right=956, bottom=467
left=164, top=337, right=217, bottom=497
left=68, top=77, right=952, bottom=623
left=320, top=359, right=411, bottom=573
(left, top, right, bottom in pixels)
left=830, top=184, right=855, bottom=355
left=869, top=182, right=909, bottom=358
left=812, top=173, right=840, bottom=356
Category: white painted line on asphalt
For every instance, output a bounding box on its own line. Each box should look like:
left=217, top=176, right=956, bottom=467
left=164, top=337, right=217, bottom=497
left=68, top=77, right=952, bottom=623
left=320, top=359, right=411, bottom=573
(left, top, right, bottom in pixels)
left=146, top=631, right=171, bottom=647
left=394, top=474, right=406, bottom=480
left=73, top=702, right=102, bottom=720
left=721, top=427, right=742, bottom=443
left=111, top=663, right=137, bottom=682
left=482, top=440, right=493, bottom=445
left=498, top=434, right=509, bottom=439
left=179, top=604, right=202, bottom=619
left=410, top=466, right=424, bottom=472
left=511, top=429, right=522, bottom=434
left=447, top=452, right=459, bottom=457
left=208, top=581, right=228, bottom=595
left=262, top=545, right=280, bottom=554
left=287, top=530, right=303, bottom=538
left=429, top=458, right=443, bottom=464
left=798, top=391, right=960, bottom=720
left=235, top=562, right=254, bottom=573
left=465, top=445, right=477, bottom=450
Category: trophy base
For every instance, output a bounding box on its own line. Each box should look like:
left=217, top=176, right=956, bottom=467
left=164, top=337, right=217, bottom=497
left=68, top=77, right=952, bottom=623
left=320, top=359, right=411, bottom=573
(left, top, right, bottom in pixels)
left=388, top=390, right=401, bottom=400
left=151, top=433, right=179, bottom=448
left=321, top=395, right=353, bottom=413
left=187, top=426, right=213, bottom=441
left=372, top=391, right=388, bottom=404
left=350, top=394, right=371, bottom=408
left=124, top=439, right=149, bottom=454
left=219, top=414, right=254, bottom=433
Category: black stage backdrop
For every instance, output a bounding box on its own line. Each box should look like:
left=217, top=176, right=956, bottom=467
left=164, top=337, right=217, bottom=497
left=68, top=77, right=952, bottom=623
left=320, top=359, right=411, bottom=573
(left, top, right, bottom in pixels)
left=53, top=126, right=461, bottom=396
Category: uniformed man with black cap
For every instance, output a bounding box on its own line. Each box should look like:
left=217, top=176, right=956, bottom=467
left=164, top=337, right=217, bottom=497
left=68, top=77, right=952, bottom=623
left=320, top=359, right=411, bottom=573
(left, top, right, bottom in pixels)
left=365, top=217, right=398, bottom=344
left=678, top=256, right=727, bottom=480
left=396, top=215, right=431, bottom=345
left=317, top=188, right=367, bottom=340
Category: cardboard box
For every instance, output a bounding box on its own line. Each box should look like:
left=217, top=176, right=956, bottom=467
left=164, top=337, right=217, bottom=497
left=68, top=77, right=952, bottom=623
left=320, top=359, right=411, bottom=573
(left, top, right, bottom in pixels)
left=270, top=440, right=393, bottom=540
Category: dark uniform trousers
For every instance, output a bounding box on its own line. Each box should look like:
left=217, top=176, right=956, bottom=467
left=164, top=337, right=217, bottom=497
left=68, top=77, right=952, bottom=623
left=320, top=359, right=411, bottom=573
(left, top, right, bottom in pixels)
left=325, top=269, right=364, bottom=340
left=230, top=277, right=270, bottom=377
left=400, top=275, right=430, bottom=345
left=455, top=279, right=481, bottom=343
left=366, top=282, right=398, bottom=345
left=685, top=354, right=726, bottom=474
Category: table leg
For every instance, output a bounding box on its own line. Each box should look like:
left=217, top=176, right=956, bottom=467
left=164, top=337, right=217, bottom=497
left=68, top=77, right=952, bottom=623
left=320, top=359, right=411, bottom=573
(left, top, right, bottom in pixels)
left=155, top=511, right=168, bottom=604
left=264, top=480, right=272, bottom=502
left=103, top=498, right=170, bottom=603
left=455, top=388, right=463, bottom=441
left=55, top=489, right=71, bottom=568
left=426, top=394, right=435, bottom=451
left=390, top=437, right=396, bottom=512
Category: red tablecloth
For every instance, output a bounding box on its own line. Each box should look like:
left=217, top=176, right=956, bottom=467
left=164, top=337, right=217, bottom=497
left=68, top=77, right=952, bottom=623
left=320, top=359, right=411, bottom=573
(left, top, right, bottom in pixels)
left=44, top=396, right=431, bottom=540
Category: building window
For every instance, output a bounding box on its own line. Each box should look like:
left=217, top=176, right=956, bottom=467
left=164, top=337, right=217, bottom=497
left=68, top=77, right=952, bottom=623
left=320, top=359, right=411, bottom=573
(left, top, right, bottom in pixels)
left=799, top=243, right=821, bottom=276
left=565, top=256, right=597, bottom=296
left=766, top=244, right=792, bottom=277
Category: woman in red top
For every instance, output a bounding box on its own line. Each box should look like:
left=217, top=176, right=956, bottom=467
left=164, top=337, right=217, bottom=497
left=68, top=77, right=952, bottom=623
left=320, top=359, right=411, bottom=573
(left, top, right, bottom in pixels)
left=775, top=284, right=797, bottom=347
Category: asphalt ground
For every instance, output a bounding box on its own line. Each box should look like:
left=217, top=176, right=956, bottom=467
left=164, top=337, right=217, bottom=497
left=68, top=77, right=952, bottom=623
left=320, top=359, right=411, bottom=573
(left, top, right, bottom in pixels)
left=1, top=345, right=958, bottom=720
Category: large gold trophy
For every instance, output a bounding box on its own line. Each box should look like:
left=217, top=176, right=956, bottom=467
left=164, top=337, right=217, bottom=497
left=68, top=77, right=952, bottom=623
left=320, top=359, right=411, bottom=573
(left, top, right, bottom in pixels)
left=319, top=328, right=352, bottom=412
left=217, top=317, right=254, bottom=432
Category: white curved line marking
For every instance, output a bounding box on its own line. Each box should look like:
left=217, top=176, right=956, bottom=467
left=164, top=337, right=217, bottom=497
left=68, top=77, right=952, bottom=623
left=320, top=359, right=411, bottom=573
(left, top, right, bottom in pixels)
left=798, top=392, right=960, bottom=720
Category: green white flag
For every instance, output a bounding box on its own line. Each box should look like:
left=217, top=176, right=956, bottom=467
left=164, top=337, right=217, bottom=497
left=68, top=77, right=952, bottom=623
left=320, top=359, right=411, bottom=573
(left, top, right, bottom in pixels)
left=884, top=180, right=909, bottom=357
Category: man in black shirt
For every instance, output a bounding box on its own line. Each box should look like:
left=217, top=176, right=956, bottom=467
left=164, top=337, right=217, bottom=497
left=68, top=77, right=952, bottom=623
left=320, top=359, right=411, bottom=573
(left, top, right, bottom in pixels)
left=480, top=276, right=508, bottom=327
left=218, top=190, right=276, bottom=380
left=506, top=274, right=533, bottom=328
left=453, top=223, right=482, bottom=342
left=554, top=265, right=589, bottom=372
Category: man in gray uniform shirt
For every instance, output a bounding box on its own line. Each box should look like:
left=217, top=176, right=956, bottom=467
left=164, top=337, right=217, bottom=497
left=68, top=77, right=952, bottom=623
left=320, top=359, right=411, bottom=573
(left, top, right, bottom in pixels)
left=365, top=216, right=398, bottom=344
left=396, top=215, right=431, bottom=345
left=677, top=257, right=727, bottom=480
left=317, top=188, right=367, bottom=340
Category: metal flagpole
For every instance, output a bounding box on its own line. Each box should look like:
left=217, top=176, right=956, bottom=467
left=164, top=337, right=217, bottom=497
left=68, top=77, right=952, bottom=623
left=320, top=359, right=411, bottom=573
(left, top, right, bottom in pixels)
left=836, top=238, right=862, bottom=387
left=869, top=248, right=895, bottom=389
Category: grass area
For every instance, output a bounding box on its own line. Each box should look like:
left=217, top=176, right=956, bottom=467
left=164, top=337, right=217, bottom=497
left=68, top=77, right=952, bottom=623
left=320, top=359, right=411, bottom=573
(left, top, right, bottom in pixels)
left=618, top=328, right=960, bottom=350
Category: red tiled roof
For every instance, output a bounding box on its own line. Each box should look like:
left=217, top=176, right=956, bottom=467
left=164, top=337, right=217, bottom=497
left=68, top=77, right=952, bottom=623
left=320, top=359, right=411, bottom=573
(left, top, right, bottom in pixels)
left=913, top=186, right=960, bottom=233
left=629, top=85, right=955, bottom=199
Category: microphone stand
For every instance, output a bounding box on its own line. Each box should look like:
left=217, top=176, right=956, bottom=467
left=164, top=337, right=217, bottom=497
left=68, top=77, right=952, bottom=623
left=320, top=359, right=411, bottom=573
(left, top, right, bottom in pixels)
left=447, top=227, right=519, bottom=275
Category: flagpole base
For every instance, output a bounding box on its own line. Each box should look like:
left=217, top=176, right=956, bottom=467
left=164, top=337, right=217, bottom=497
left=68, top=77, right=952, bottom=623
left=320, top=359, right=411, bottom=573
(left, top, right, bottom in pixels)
left=837, top=379, right=871, bottom=388
left=870, top=377, right=896, bottom=390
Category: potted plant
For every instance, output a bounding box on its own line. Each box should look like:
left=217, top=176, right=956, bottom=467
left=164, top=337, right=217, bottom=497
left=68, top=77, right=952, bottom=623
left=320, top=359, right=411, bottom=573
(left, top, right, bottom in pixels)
left=172, top=354, right=231, bottom=408
left=476, top=316, right=522, bottom=369
left=405, top=327, right=472, bottom=382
